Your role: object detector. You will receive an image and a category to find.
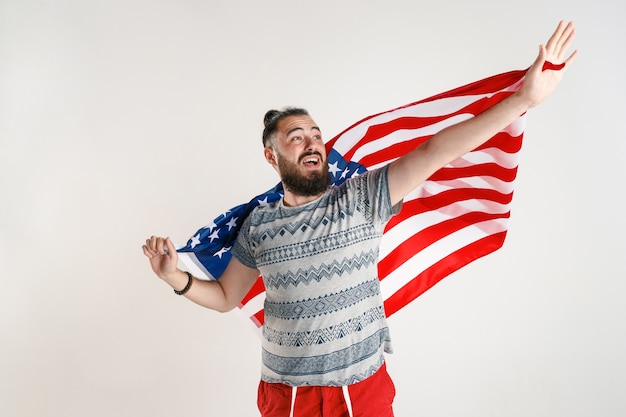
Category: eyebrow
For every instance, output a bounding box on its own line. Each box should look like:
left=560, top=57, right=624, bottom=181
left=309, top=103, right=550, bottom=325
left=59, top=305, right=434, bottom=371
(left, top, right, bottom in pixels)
left=286, top=126, right=321, bottom=136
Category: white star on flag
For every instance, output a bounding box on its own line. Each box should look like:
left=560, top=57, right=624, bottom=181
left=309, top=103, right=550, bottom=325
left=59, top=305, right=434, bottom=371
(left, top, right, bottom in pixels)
left=190, top=234, right=201, bottom=249
left=226, top=217, right=238, bottom=231
left=208, top=229, right=220, bottom=242
left=328, top=161, right=341, bottom=177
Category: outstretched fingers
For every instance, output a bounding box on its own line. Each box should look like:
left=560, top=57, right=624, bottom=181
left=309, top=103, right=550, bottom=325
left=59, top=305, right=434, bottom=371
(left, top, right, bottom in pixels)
left=556, top=24, right=576, bottom=60
left=545, top=21, right=567, bottom=53
left=521, top=20, right=578, bottom=108
left=544, top=21, right=578, bottom=66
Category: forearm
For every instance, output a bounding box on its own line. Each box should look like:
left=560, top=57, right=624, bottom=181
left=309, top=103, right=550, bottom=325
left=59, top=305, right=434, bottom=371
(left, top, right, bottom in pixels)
left=161, top=269, right=236, bottom=313
left=428, top=90, right=532, bottom=163
left=388, top=90, right=532, bottom=204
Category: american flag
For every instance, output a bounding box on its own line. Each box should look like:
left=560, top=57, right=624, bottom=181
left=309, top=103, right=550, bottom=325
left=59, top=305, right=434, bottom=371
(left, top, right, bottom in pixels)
left=177, top=69, right=527, bottom=329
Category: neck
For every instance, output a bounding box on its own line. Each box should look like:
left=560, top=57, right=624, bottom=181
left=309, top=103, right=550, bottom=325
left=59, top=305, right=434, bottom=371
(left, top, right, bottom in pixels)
left=282, top=189, right=325, bottom=207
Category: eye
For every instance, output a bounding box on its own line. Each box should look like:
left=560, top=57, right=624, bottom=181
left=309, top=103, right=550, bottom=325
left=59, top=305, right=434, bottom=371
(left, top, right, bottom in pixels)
left=291, top=136, right=303, bottom=142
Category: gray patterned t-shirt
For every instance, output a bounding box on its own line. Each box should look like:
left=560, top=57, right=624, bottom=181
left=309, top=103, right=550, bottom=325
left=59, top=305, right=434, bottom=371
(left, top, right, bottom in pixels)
left=231, top=166, right=401, bottom=386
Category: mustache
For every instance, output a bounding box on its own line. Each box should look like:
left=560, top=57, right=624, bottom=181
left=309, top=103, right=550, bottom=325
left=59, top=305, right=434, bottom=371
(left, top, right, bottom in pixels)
left=298, top=151, right=323, bottom=163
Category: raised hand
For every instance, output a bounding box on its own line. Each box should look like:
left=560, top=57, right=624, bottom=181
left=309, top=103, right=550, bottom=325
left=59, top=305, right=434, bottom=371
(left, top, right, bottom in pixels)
left=142, top=236, right=179, bottom=280
left=519, top=20, right=579, bottom=108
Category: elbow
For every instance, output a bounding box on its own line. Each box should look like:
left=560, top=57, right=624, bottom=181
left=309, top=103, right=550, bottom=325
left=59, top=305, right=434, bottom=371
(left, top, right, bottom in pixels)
left=214, top=298, right=240, bottom=314
left=214, top=305, right=236, bottom=314
left=193, top=293, right=238, bottom=314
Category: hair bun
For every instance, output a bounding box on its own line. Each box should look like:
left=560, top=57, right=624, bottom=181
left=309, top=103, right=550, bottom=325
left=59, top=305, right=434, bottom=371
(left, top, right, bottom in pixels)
left=263, top=110, right=280, bottom=128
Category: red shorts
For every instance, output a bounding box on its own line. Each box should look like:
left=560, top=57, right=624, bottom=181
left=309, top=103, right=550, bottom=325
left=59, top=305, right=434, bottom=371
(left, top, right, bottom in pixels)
left=257, top=362, right=395, bottom=417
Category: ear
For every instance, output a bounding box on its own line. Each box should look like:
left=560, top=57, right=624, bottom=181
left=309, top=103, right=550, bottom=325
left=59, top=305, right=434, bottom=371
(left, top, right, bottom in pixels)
left=264, top=147, right=278, bottom=169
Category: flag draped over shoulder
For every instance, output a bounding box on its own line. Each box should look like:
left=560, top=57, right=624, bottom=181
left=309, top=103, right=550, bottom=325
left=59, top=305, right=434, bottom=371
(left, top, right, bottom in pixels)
left=177, top=69, right=527, bottom=329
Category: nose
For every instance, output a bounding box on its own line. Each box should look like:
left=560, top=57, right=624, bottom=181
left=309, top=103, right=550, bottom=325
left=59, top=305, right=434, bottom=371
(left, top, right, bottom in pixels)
left=304, top=135, right=315, bottom=150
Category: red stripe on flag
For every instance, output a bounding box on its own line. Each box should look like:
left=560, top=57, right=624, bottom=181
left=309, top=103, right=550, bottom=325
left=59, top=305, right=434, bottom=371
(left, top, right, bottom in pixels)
left=379, top=211, right=511, bottom=280
left=476, top=133, right=523, bottom=154
left=252, top=309, right=264, bottom=327
left=386, top=188, right=514, bottom=230
left=429, top=163, right=518, bottom=182
left=382, top=231, right=508, bottom=317
left=239, top=276, right=265, bottom=306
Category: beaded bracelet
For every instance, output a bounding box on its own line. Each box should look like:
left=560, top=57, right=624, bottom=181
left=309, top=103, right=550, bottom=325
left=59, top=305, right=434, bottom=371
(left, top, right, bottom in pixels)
left=174, top=271, right=193, bottom=295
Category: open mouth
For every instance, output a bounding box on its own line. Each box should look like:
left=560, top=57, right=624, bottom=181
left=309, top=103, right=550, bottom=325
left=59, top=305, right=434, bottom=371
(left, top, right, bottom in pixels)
left=303, top=156, right=320, bottom=166
left=300, top=153, right=322, bottom=167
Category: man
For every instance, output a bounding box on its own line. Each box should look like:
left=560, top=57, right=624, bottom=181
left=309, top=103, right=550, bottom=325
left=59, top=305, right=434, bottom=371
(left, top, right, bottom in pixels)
left=143, top=21, right=577, bottom=417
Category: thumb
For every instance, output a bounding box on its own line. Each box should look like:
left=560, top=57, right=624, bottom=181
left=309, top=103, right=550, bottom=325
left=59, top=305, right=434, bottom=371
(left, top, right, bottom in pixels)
left=528, top=44, right=546, bottom=75
left=164, top=237, right=178, bottom=260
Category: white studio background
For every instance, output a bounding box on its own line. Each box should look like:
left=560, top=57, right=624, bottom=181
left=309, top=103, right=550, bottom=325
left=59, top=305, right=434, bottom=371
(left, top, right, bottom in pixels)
left=1, top=1, right=624, bottom=416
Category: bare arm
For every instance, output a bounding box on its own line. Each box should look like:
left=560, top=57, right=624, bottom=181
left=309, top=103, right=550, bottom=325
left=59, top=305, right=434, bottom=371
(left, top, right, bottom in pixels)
left=388, top=20, right=578, bottom=205
left=142, top=236, right=260, bottom=312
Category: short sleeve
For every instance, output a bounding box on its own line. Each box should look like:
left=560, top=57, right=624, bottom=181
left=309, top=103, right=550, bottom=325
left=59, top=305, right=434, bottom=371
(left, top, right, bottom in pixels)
left=351, top=165, right=402, bottom=227
left=230, top=215, right=257, bottom=269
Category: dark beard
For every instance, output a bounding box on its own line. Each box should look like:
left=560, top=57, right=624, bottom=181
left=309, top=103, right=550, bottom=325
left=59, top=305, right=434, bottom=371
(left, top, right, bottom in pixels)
left=278, top=154, right=331, bottom=197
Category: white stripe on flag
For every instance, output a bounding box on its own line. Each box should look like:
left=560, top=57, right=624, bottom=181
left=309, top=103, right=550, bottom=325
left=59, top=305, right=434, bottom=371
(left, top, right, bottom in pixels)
left=379, top=199, right=511, bottom=260
left=403, top=176, right=515, bottom=203
left=379, top=218, right=509, bottom=300
left=239, top=291, right=265, bottom=320
left=177, top=251, right=215, bottom=281
left=349, top=114, right=473, bottom=163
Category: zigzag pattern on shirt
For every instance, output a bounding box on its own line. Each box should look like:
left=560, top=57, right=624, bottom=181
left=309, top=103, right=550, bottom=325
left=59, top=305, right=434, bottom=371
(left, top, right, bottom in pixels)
left=262, top=327, right=390, bottom=376
left=263, top=357, right=386, bottom=387
left=264, top=279, right=381, bottom=320
left=251, top=172, right=372, bottom=235
left=263, top=306, right=386, bottom=347
left=257, top=224, right=379, bottom=267
left=257, top=209, right=354, bottom=242
left=335, top=357, right=386, bottom=386
left=356, top=175, right=373, bottom=224
left=263, top=250, right=378, bottom=289
left=253, top=177, right=355, bottom=224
